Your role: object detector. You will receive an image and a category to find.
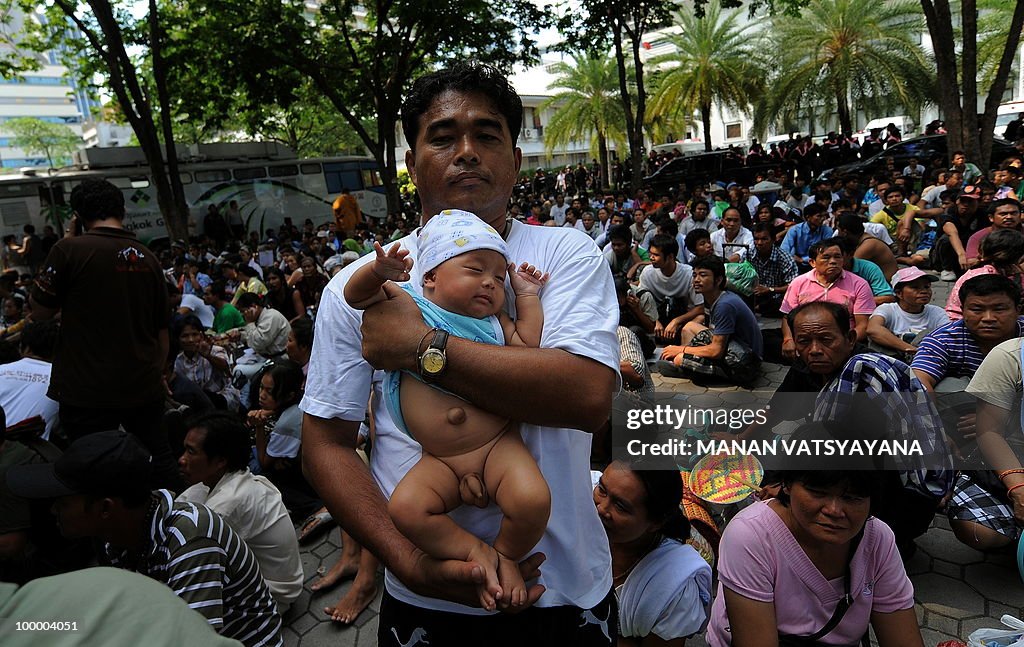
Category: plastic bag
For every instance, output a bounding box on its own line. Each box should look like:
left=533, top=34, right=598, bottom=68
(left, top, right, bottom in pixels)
left=725, top=261, right=758, bottom=297
left=968, top=615, right=1024, bottom=647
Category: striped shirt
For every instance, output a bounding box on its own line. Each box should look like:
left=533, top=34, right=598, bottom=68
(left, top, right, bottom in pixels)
left=616, top=326, right=654, bottom=394
left=106, top=490, right=282, bottom=647
left=911, top=317, right=1024, bottom=383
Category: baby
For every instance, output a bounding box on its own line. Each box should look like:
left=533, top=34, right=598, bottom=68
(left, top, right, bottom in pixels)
left=345, top=210, right=552, bottom=610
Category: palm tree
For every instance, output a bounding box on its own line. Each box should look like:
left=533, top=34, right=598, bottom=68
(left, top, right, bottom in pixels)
left=541, top=53, right=627, bottom=188
left=753, top=0, right=933, bottom=138
left=647, top=3, right=765, bottom=152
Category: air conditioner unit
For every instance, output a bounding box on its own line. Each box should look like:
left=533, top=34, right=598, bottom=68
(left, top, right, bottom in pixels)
left=522, top=128, right=539, bottom=140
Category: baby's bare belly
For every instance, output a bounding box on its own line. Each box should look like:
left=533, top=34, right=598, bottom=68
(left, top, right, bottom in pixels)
left=400, top=375, right=510, bottom=459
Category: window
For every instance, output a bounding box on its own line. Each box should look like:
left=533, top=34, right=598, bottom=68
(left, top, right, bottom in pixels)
left=178, top=173, right=192, bottom=185
left=726, top=123, right=742, bottom=140
left=268, top=164, right=299, bottom=177
left=195, top=170, right=231, bottom=183
left=300, top=163, right=321, bottom=174
left=361, top=168, right=382, bottom=188
left=234, top=167, right=266, bottom=180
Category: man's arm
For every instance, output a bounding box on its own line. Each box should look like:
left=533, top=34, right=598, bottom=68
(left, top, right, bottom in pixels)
left=853, top=313, right=868, bottom=342
left=663, top=304, right=704, bottom=339
left=361, top=283, right=616, bottom=433
left=942, top=221, right=968, bottom=269
left=912, top=368, right=937, bottom=392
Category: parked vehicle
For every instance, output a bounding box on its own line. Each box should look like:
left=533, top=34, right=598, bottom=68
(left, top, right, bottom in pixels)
left=643, top=149, right=776, bottom=194
left=817, top=134, right=1017, bottom=182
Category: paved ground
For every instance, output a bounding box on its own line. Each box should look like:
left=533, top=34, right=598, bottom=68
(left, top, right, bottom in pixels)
left=283, top=276, right=1022, bottom=646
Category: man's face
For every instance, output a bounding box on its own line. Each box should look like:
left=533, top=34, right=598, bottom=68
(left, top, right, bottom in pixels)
left=946, top=173, right=963, bottom=189
left=693, top=203, right=709, bottom=221
left=722, top=211, right=741, bottom=235
left=792, top=309, right=857, bottom=376
left=202, top=288, right=215, bottom=306
left=582, top=214, right=595, bottom=229
left=405, top=90, right=521, bottom=229
left=992, top=204, right=1022, bottom=229
left=572, top=199, right=582, bottom=211
left=242, top=304, right=259, bottom=323
left=648, top=245, right=668, bottom=269
left=694, top=237, right=714, bottom=258
left=811, top=245, right=844, bottom=282
left=610, top=238, right=630, bottom=259
left=962, top=293, right=1020, bottom=344
left=610, top=214, right=625, bottom=227
left=179, top=428, right=225, bottom=488
left=806, top=211, right=825, bottom=229
left=753, top=231, right=773, bottom=255
left=51, top=494, right=100, bottom=539
left=885, top=192, right=904, bottom=208
left=692, top=268, right=718, bottom=294
left=952, top=153, right=966, bottom=166
left=956, top=199, right=978, bottom=217
left=994, top=170, right=1008, bottom=186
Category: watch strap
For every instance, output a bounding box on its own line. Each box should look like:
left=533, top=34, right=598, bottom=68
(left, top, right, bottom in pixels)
left=429, top=328, right=449, bottom=352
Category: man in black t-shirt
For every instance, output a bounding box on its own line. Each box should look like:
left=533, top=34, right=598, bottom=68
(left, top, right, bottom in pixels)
left=29, top=179, right=178, bottom=489
left=930, top=186, right=982, bottom=281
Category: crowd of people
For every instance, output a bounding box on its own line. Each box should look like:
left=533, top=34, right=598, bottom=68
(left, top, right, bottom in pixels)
left=0, top=59, right=1022, bottom=647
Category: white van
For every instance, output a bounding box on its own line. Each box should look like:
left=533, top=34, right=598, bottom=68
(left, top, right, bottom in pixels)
left=856, top=116, right=916, bottom=143
left=995, top=101, right=1024, bottom=138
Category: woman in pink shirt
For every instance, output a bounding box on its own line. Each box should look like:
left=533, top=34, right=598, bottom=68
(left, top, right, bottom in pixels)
left=707, top=470, right=922, bottom=647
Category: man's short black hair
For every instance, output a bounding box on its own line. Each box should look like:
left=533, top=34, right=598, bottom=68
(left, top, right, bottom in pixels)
left=802, top=203, right=824, bottom=218
left=836, top=212, right=865, bottom=236
left=650, top=234, right=679, bottom=259
left=20, top=319, right=58, bottom=360
left=788, top=300, right=852, bottom=333
left=186, top=411, right=251, bottom=473
left=23, top=224, right=34, bottom=234
left=658, top=217, right=679, bottom=238
left=752, top=222, right=775, bottom=238
left=809, top=237, right=845, bottom=260
left=401, top=62, right=523, bottom=153
left=684, top=228, right=711, bottom=253
left=607, top=225, right=632, bottom=244
left=208, top=280, right=229, bottom=301
left=235, top=292, right=262, bottom=310
left=991, top=198, right=1022, bottom=213
left=690, top=255, right=726, bottom=288
left=69, top=179, right=126, bottom=223
left=959, top=273, right=1022, bottom=308
left=236, top=264, right=260, bottom=279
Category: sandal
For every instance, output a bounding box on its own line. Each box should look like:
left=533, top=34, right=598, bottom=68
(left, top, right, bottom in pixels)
left=298, top=509, right=335, bottom=544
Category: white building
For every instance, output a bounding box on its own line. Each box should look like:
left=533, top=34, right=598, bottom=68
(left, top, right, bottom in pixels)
left=0, top=7, right=97, bottom=170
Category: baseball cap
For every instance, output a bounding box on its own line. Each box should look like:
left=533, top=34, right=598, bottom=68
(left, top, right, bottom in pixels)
left=891, top=266, right=939, bottom=289
left=6, top=430, right=153, bottom=499
left=958, top=185, right=981, bottom=200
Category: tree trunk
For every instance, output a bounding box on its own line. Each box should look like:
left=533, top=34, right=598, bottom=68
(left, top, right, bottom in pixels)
left=836, top=90, right=852, bottom=135
left=979, top=0, right=1024, bottom=167
left=629, top=15, right=647, bottom=192
left=148, top=0, right=189, bottom=242
left=960, top=0, right=981, bottom=164
left=598, top=131, right=609, bottom=189
left=921, top=1, right=965, bottom=157
left=610, top=21, right=639, bottom=194
left=701, top=103, right=712, bottom=152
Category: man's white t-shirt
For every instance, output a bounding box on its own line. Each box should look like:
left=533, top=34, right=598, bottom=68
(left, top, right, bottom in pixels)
left=870, top=303, right=949, bottom=339
left=549, top=203, right=568, bottom=226
left=638, top=263, right=704, bottom=309
left=179, top=293, right=216, bottom=329
left=0, top=357, right=58, bottom=439
left=710, top=227, right=754, bottom=261
left=300, top=220, right=618, bottom=614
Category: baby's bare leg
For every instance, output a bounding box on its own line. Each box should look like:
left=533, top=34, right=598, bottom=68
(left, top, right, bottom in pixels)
left=483, top=431, right=551, bottom=607
left=387, top=453, right=502, bottom=610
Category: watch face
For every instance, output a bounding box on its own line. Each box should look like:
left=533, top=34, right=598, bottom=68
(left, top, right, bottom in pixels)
left=421, top=349, right=445, bottom=375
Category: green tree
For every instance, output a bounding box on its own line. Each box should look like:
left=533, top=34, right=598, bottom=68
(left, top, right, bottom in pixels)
left=2, top=0, right=192, bottom=240
left=558, top=0, right=676, bottom=191
left=170, top=0, right=550, bottom=217
left=5, top=117, right=81, bottom=168
left=753, top=0, right=933, bottom=138
left=647, top=3, right=764, bottom=152
left=541, top=53, right=627, bottom=187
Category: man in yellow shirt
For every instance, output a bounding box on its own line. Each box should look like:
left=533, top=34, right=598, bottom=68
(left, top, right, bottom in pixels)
left=332, top=188, right=362, bottom=234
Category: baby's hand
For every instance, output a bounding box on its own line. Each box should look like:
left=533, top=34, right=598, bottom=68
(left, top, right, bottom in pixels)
left=372, top=241, right=413, bottom=282
left=508, top=262, right=549, bottom=296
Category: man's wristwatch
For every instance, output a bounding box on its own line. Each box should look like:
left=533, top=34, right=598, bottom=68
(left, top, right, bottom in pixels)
left=418, top=328, right=449, bottom=380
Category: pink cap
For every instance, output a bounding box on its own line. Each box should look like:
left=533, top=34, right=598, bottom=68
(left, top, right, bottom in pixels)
left=891, top=266, right=939, bottom=288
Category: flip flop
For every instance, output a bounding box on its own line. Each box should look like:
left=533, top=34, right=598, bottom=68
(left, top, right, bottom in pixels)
left=298, top=510, right=335, bottom=544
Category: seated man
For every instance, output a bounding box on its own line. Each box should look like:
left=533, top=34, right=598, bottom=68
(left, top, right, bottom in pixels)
left=7, top=431, right=283, bottom=647
left=710, top=208, right=753, bottom=262
left=871, top=185, right=917, bottom=252
left=601, top=225, right=643, bottom=279
left=0, top=320, right=59, bottom=440
left=780, top=203, right=833, bottom=271
left=953, top=334, right=1024, bottom=550
left=911, top=274, right=1024, bottom=393
left=779, top=238, right=876, bottom=359
left=749, top=223, right=799, bottom=317
left=679, top=200, right=719, bottom=236
left=835, top=212, right=898, bottom=283
left=836, top=239, right=895, bottom=306
left=615, top=277, right=658, bottom=358
left=638, top=234, right=704, bottom=342
left=176, top=412, right=304, bottom=613
left=226, top=292, right=291, bottom=359
left=964, top=198, right=1022, bottom=268
left=683, top=228, right=716, bottom=264
left=930, top=186, right=983, bottom=281
left=867, top=267, right=948, bottom=360
left=659, top=256, right=763, bottom=385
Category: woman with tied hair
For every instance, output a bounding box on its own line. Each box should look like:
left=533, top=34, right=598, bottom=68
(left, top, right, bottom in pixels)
left=263, top=267, right=304, bottom=321
left=593, top=461, right=713, bottom=645
left=946, top=228, right=1024, bottom=319
left=707, top=468, right=923, bottom=647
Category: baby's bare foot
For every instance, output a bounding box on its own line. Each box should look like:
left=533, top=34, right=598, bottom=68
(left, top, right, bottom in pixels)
left=496, top=553, right=527, bottom=608
left=467, top=542, right=501, bottom=611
